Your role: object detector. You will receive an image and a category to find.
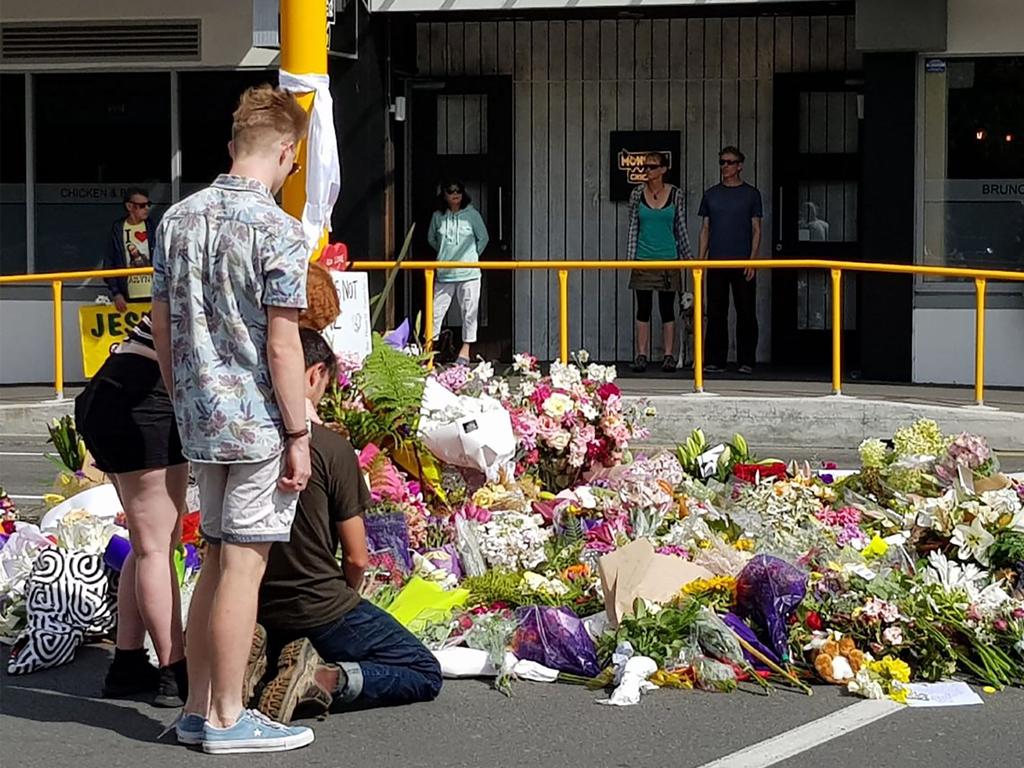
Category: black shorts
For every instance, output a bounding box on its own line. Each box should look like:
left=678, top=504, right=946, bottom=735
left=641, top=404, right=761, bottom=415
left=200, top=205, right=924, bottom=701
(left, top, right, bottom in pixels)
left=74, top=352, right=186, bottom=475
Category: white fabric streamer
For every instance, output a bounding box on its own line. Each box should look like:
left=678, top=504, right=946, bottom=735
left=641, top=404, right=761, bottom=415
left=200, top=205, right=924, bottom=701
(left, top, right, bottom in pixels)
left=278, top=70, right=341, bottom=250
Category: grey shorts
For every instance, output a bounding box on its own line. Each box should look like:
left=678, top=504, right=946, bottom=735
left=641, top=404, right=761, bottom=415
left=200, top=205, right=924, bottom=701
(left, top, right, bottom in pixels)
left=193, top=455, right=299, bottom=544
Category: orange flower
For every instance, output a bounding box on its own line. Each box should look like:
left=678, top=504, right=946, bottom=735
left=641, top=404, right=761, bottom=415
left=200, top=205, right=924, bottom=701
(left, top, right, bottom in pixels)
left=562, top=563, right=591, bottom=582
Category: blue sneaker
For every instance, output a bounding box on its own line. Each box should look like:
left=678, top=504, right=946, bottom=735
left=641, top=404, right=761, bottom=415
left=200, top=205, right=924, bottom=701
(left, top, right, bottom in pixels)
left=176, top=713, right=205, bottom=746
left=158, top=711, right=204, bottom=746
left=202, top=709, right=314, bottom=754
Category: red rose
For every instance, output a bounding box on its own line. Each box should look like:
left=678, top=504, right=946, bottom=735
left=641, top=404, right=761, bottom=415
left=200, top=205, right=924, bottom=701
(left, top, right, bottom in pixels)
left=180, top=512, right=201, bottom=546
left=805, top=611, right=824, bottom=631
left=597, top=382, right=620, bottom=401
left=1, top=520, right=16, bottom=535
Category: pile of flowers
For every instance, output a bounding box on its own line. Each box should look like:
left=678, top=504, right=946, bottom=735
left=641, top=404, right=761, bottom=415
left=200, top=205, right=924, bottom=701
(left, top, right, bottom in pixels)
left=5, top=336, right=1023, bottom=706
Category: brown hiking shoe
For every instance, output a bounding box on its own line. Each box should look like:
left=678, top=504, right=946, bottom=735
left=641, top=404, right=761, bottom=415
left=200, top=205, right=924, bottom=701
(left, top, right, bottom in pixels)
left=243, top=623, right=269, bottom=707
left=257, top=637, right=333, bottom=723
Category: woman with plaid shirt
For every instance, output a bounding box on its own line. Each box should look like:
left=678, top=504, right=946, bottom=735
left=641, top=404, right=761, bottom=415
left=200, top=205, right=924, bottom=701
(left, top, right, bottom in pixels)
left=625, top=152, right=693, bottom=373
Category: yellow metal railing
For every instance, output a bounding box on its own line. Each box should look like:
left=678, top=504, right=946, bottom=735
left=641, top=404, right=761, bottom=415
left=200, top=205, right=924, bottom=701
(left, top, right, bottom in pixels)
left=2, top=260, right=1022, bottom=405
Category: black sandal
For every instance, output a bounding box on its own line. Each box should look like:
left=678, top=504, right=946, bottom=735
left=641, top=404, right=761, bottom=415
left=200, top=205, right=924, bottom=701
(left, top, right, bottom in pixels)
left=631, top=354, right=648, bottom=373
left=662, top=355, right=677, bottom=372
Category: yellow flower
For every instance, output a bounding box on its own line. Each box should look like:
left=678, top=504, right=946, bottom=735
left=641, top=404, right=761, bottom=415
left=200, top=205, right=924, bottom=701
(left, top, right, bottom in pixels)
left=862, top=535, right=889, bottom=559
left=733, top=538, right=755, bottom=552
left=682, top=576, right=737, bottom=600
left=43, top=493, right=65, bottom=507
left=869, top=656, right=911, bottom=684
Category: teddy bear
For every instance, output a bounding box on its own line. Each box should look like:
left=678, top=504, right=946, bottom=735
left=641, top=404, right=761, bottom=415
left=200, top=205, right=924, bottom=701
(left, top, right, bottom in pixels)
left=811, top=635, right=866, bottom=684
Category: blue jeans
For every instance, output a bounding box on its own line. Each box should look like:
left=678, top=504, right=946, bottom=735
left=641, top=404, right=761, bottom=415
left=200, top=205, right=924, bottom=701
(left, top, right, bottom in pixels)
left=270, top=600, right=442, bottom=708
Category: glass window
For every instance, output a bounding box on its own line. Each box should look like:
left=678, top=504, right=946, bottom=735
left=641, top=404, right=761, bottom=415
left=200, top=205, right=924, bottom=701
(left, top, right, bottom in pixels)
left=921, top=57, right=1024, bottom=281
left=1, top=74, right=27, bottom=275
left=33, top=73, right=171, bottom=273
left=179, top=71, right=275, bottom=196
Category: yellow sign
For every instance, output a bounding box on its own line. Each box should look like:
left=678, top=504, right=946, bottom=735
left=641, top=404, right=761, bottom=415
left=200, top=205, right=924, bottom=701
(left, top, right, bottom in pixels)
left=79, top=303, right=151, bottom=377
left=617, top=149, right=674, bottom=183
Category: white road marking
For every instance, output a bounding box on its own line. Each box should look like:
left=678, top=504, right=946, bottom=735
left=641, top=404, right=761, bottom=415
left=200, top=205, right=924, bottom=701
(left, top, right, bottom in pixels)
left=694, top=698, right=903, bottom=768
left=0, top=451, right=45, bottom=457
left=9, top=494, right=46, bottom=501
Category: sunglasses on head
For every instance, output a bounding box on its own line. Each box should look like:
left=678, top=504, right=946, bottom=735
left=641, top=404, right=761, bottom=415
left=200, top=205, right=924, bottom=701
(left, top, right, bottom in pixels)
left=719, top=159, right=741, bottom=166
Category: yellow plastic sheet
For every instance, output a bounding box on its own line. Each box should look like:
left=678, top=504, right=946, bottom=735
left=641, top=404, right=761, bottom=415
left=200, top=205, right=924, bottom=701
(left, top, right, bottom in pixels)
left=385, top=576, right=469, bottom=628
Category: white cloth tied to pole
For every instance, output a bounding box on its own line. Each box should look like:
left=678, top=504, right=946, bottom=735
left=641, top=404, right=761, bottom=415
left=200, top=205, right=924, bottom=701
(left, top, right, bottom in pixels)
left=278, top=70, right=341, bottom=250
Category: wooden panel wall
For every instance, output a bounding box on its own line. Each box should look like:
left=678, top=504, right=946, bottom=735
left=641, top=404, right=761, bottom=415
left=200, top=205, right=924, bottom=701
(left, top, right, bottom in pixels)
left=416, top=14, right=861, bottom=361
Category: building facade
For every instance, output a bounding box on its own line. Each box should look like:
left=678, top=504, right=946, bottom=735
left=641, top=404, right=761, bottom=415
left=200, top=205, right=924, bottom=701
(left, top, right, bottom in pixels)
left=0, top=0, right=1021, bottom=386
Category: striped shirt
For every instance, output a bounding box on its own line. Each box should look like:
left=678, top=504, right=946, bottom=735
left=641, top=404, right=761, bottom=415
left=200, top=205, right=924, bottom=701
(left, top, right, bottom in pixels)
left=126, top=313, right=155, bottom=350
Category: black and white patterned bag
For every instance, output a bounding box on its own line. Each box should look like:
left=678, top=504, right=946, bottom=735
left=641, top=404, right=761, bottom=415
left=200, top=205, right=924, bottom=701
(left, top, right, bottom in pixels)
left=6, top=548, right=116, bottom=675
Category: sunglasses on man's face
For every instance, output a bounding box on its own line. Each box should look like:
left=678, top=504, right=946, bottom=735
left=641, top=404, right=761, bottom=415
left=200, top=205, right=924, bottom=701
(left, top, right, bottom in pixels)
left=446, top=187, right=463, bottom=195
left=719, top=159, right=741, bottom=166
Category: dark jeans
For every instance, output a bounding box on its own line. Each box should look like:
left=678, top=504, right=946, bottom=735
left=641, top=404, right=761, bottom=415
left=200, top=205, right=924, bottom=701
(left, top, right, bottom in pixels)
left=268, top=600, right=442, bottom=708
left=706, top=267, right=758, bottom=368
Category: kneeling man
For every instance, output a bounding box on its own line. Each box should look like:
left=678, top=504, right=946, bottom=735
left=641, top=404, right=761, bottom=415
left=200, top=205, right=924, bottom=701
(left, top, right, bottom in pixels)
left=254, top=329, right=442, bottom=721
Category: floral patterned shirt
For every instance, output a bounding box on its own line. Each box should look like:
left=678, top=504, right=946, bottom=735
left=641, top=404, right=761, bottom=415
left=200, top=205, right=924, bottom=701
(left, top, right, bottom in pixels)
left=152, top=174, right=308, bottom=463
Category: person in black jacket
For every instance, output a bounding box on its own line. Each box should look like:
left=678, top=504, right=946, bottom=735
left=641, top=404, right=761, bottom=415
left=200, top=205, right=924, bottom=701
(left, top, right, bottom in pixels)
left=105, top=187, right=157, bottom=312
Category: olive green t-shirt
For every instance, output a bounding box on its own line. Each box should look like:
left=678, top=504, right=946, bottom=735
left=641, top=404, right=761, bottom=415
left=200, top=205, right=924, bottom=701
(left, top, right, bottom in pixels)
left=258, top=424, right=370, bottom=630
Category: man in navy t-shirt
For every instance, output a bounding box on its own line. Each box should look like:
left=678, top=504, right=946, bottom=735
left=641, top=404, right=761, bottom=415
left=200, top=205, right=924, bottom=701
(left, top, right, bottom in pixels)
left=698, top=146, right=763, bottom=374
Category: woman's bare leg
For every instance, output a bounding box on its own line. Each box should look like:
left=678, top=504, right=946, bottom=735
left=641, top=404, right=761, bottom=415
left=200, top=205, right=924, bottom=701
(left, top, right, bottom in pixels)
left=115, top=464, right=188, bottom=666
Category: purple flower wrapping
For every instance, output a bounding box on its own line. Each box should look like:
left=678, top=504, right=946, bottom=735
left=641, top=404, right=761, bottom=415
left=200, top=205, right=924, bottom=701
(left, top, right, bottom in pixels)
left=512, top=605, right=601, bottom=677
left=733, top=555, right=807, bottom=663
left=365, top=512, right=413, bottom=573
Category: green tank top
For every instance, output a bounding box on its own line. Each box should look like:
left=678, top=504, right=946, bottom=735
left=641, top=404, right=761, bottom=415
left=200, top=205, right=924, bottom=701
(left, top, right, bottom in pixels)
left=636, top=202, right=677, bottom=260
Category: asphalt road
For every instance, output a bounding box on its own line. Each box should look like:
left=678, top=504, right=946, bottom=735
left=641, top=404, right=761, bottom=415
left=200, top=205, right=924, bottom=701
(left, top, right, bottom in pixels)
left=4, top=438, right=1024, bottom=768
left=2, top=644, right=1022, bottom=768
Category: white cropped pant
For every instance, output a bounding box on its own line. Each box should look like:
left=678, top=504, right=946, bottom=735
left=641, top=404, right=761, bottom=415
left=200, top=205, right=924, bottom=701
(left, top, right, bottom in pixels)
left=432, top=278, right=481, bottom=343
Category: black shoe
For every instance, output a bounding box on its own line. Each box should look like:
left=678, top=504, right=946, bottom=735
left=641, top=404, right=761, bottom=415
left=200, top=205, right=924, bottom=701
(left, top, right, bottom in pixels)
left=102, top=648, right=160, bottom=698
left=153, top=658, right=188, bottom=708
left=631, top=355, right=648, bottom=373
left=737, top=365, right=753, bottom=375
left=703, top=364, right=726, bottom=373
left=662, top=355, right=677, bottom=373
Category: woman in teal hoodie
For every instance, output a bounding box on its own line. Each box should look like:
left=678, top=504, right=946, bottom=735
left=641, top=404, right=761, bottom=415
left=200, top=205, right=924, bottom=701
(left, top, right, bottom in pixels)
left=427, top=180, right=490, bottom=364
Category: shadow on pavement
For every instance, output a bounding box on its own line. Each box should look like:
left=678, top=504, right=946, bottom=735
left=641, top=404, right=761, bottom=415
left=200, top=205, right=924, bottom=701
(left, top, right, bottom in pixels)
left=1, top=644, right=168, bottom=744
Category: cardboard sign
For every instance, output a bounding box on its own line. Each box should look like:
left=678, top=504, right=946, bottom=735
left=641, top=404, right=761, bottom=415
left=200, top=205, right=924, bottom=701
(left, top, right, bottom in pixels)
left=598, top=538, right=712, bottom=627
left=323, top=271, right=372, bottom=361
left=79, top=303, right=150, bottom=377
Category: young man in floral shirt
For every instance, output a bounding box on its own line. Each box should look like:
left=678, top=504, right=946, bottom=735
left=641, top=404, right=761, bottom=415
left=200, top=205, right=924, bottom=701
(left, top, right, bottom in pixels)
left=151, top=85, right=314, bottom=755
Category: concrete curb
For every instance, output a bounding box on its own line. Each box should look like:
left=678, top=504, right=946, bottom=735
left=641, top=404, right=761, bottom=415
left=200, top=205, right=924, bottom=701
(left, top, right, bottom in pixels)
left=1, top=395, right=1022, bottom=451
left=632, top=395, right=1024, bottom=451
left=0, top=399, right=75, bottom=435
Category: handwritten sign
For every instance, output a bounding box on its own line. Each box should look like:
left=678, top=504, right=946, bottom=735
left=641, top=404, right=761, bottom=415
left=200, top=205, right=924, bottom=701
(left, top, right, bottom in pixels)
left=79, top=303, right=150, bottom=377
left=323, top=271, right=372, bottom=362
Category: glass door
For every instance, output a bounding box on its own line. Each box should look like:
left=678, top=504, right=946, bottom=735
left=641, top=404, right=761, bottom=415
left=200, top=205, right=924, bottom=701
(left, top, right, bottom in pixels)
left=408, top=77, right=514, bottom=362
left=772, top=73, right=862, bottom=368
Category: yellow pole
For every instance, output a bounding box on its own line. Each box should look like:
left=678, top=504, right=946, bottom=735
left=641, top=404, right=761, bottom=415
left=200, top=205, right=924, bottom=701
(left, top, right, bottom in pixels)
left=424, top=269, right=435, bottom=361
left=974, top=278, right=986, bottom=406
left=52, top=280, right=64, bottom=400
left=279, top=0, right=328, bottom=255
left=830, top=269, right=842, bottom=395
left=693, top=268, right=704, bottom=393
left=558, top=269, right=569, bottom=363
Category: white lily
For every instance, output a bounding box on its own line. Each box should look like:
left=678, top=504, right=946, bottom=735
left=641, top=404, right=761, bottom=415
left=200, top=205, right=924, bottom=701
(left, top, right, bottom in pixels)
left=951, top=517, right=995, bottom=566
